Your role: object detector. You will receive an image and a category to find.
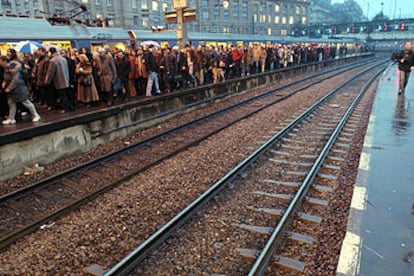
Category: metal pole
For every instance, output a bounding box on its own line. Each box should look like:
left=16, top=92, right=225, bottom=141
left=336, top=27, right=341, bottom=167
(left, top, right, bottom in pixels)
left=176, top=8, right=188, bottom=48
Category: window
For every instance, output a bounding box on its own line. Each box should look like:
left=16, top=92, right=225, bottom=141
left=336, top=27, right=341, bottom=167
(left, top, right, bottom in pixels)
left=162, top=3, right=168, bottom=12
left=202, top=0, right=208, bottom=8
left=133, top=15, right=138, bottom=25
left=233, top=1, right=239, bottom=18
left=267, top=28, right=272, bottom=35
left=94, top=0, right=100, bottom=5
left=142, top=3, right=148, bottom=9
left=132, top=0, right=137, bottom=9
left=142, top=18, right=149, bottom=27
left=106, top=0, right=112, bottom=6
left=275, top=4, right=280, bottom=13
left=202, top=11, right=209, bottom=20
left=301, top=16, right=307, bottom=25
left=152, top=1, right=159, bottom=11
left=296, top=6, right=300, bottom=14
left=274, top=16, right=280, bottom=24
left=260, top=14, right=266, bottom=23
left=153, top=17, right=160, bottom=25
left=289, top=16, right=294, bottom=24
left=223, top=9, right=229, bottom=20
left=223, top=0, right=229, bottom=9
left=213, top=9, right=219, bottom=20
left=282, top=17, right=287, bottom=24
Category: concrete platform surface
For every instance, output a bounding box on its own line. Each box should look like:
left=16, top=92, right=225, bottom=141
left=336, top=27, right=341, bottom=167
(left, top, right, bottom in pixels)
left=337, top=63, right=414, bottom=275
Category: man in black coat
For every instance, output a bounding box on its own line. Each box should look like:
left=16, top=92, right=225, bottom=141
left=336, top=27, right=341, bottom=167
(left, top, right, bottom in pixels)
left=115, top=50, right=131, bottom=102
left=159, top=47, right=177, bottom=93
left=396, top=42, right=413, bottom=95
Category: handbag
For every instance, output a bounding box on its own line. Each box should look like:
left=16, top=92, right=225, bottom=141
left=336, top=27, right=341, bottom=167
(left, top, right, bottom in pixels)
left=81, top=74, right=93, bottom=86
left=112, top=78, right=122, bottom=91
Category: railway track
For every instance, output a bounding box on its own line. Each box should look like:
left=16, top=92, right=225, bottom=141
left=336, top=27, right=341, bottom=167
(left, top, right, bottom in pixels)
left=0, top=58, right=381, bottom=252
left=106, top=61, right=388, bottom=275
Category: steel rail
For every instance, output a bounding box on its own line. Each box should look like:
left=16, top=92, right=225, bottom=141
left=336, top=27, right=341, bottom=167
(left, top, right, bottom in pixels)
left=248, top=64, right=387, bottom=275
left=0, top=58, right=375, bottom=205
left=105, top=61, right=387, bottom=276
left=0, top=59, right=379, bottom=251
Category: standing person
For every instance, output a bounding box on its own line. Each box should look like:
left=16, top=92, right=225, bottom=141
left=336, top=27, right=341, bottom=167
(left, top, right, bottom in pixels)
left=45, top=47, right=73, bottom=113
left=172, top=45, right=187, bottom=89
left=231, top=45, right=242, bottom=78
left=252, top=43, right=260, bottom=74
left=32, top=47, right=50, bottom=108
left=194, top=45, right=206, bottom=86
left=0, top=55, right=41, bottom=125
left=61, top=49, right=77, bottom=111
left=0, top=51, right=8, bottom=120
left=135, top=47, right=148, bottom=97
left=127, top=49, right=137, bottom=97
left=143, top=45, right=161, bottom=96
left=114, top=50, right=131, bottom=102
left=75, top=54, right=99, bottom=107
left=95, top=47, right=117, bottom=106
left=159, top=46, right=176, bottom=93
left=396, top=42, right=414, bottom=95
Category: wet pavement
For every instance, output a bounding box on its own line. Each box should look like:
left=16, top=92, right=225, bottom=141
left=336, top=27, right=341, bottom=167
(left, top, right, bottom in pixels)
left=337, top=63, right=414, bottom=275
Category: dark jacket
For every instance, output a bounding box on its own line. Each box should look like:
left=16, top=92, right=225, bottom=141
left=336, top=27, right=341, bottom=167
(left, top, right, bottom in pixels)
left=115, top=56, right=131, bottom=82
left=159, top=52, right=176, bottom=75
left=4, top=60, right=29, bottom=102
left=397, top=49, right=413, bottom=72
left=34, top=54, right=50, bottom=87
left=143, top=50, right=158, bottom=72
left=45, top=52, right=70, bottom=90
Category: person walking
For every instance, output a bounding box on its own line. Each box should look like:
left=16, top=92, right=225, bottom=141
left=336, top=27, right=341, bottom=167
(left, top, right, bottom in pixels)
left=0, top=53, right=41, bottom=125
left=396, top=42, right=414, bottom=95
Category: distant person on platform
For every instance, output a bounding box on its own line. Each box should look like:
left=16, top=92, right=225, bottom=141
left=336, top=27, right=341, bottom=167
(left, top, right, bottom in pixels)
left=0, top=53, right=41, bottom=125
left=395, top=42, right=414, bottom=95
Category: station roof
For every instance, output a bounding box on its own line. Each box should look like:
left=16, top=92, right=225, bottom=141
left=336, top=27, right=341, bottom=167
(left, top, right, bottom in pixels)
left=0, top=17, right=129, bottom=41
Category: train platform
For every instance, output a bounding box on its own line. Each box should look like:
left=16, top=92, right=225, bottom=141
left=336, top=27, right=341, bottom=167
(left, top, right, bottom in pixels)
left=0, top=95, right=151, bottom=145
left=337, top=64, right=414, bottom=275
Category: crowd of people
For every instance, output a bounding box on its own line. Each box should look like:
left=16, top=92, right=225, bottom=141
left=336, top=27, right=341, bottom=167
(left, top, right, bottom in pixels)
left=0, top=42, right=348, bottom=125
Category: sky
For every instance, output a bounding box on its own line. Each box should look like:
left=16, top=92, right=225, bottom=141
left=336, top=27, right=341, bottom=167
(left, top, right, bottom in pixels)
left=331, top=0, right=414, bottom=20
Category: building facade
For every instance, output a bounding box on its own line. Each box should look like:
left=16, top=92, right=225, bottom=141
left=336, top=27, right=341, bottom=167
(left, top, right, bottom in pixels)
left=189, top=0, right=310, bottom=36
left=0, top=0, right=311, bottom=36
